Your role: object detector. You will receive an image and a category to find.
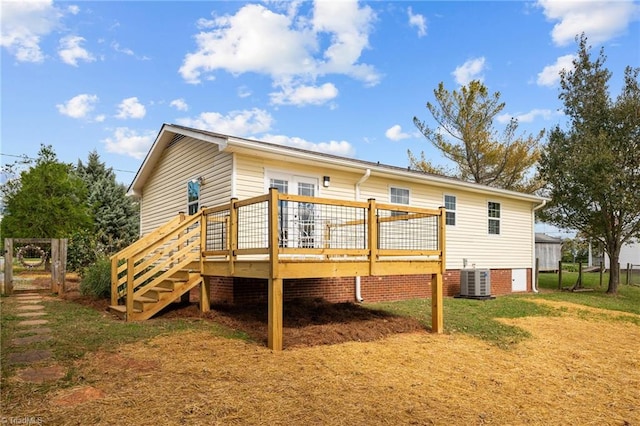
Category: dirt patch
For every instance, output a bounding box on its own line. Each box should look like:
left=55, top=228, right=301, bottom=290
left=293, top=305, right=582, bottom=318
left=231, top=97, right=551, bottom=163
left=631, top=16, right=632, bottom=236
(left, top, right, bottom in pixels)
left=50, top=386, right=106, bottom=407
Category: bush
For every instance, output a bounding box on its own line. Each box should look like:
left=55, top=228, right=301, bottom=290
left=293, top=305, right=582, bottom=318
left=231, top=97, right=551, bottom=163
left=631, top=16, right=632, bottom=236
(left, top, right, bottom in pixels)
left=67, top=229, right=101, bottom=273
left=80, top=256, right=111, bottom=299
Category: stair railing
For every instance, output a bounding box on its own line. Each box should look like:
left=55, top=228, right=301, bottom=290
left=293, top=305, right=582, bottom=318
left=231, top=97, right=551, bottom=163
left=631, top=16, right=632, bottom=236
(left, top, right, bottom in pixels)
left=110, top=212, right=203, bottom=313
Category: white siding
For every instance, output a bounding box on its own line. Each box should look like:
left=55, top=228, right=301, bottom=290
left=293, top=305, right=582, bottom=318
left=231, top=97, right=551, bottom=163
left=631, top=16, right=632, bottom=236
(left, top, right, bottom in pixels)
left=140, top=145, right=536, bottom=271
left=139, top=137, right=231, bottom=235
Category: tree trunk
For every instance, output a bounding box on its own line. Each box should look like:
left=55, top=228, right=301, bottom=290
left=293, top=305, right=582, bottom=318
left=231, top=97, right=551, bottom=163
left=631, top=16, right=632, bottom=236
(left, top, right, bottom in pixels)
left=607, top=246, right=621, bottom=294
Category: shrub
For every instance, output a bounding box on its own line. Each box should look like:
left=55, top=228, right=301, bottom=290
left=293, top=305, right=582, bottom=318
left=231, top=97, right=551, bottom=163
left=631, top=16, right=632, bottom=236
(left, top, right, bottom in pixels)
left=67, top=229, right=101, bottom=273
left=80, top=256, right=111, bottom=299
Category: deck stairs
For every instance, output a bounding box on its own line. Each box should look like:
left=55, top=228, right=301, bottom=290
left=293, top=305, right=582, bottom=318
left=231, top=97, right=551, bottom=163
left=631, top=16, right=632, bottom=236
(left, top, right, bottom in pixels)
left=108, top=211, right=209, bottom=321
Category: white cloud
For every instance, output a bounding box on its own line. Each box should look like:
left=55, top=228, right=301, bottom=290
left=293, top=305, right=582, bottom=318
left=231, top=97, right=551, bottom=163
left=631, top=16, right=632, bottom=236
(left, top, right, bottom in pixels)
left=103, top=127, right=156, bottom=160
left=385, top=124, right=412, bottom=141
left=537, top=0, right=640, bottom=46
left=496, top=109, right=556, bottom=124
left=237, top=86, right=252, bottom=98
left=179, top=1, right=380, bottom=105
left=270, top=82, right=338, bottom=106
left=452, top=57, right=486, bottom=85
left=408, top=7, right=427, bottom=37
left=176, top=108, right=273, bottom=136
left=56, top=93, right=99, bottom=119
left=537, top=54, right=575, bottom=87
left=58, top=35, right=95, bottom=66
left=67, top=5, right=79, bottom=15
left=116, top=97, right=146, bottom=119
left=169, top=98, right=189, bottom=111
left=111, top=41, right=134, bottom=56
left=0, top=0, right=63, bottom=63
left=261, top=134, right=355, bottom=157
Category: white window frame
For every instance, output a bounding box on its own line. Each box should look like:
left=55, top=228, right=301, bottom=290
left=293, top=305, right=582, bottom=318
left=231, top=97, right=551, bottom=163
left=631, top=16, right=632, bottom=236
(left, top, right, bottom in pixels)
left=488, top=201, right=501, bottom=235
left=187, top=179, right=201, bottom=215
left=389, top=186, right=410, bottom=216
left=265, top=170, right=320, bottom=248
left=444, top=194, right=456, bottom=226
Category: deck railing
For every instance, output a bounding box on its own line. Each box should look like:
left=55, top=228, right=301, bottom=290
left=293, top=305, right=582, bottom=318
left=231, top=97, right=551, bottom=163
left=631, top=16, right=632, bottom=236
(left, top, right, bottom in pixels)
left=201, top=188, right=445, bottom=266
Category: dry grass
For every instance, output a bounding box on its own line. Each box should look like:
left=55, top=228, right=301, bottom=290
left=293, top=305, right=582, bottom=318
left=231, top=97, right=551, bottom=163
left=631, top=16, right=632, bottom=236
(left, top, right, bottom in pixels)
left=3, top=299, right=639, bottom=425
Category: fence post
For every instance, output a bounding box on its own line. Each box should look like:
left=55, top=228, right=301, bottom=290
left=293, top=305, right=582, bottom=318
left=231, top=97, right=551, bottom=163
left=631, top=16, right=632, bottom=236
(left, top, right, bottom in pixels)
left=558, top=260, right=563, bottom=290
left=3, top=239, right=13, bottom=295
left=535, top=257, right=539, bottom=291
left=626, top=263, right=630, bottom=285
left=599, top=261, right=603, bottom=288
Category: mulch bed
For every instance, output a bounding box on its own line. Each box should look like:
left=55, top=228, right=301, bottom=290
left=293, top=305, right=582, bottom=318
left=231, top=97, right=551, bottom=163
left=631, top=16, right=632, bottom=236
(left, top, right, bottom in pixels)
left=66, top=291, right=426, bottom=348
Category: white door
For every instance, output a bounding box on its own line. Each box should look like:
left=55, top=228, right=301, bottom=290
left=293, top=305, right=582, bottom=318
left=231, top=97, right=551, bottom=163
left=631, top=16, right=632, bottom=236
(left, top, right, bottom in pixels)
left=512, top=269, right=527, bottom=292
left=268, top=174, right=318, bottom=248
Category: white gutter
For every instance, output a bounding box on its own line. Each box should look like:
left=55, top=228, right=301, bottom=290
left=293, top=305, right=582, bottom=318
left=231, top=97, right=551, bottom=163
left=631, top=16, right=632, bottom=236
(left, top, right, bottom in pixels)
left=354, top=168, right=371, bottom=303
left=355, top=168, right=371, bottom=200
left=531, top=199, right=548, bottom=293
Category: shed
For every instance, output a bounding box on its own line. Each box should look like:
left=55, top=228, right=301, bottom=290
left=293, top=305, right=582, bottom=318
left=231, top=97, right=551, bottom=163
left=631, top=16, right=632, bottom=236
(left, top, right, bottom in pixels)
left=535, top=233, right=562, bottom=272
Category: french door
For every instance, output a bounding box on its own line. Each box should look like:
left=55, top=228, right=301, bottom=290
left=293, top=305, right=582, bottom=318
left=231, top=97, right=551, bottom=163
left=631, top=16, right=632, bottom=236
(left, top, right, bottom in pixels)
left=269, top=174, right=318, bottom=248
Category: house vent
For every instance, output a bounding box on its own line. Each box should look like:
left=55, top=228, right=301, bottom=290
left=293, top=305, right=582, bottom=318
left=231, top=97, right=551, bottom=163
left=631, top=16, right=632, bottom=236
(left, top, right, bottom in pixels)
left=459, top=269, right=491, bottom=297
left=168, top=134, right=186, bottom=148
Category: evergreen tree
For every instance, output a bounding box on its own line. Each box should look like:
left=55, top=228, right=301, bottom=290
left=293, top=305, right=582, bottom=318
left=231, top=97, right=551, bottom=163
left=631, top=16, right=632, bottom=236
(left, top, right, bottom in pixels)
left=77, top=150, right=139, bottom=253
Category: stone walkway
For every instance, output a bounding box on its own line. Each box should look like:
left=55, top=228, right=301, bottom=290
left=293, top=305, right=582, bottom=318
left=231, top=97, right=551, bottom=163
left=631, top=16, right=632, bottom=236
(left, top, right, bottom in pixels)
left=4, top=293, right=67, bottom=383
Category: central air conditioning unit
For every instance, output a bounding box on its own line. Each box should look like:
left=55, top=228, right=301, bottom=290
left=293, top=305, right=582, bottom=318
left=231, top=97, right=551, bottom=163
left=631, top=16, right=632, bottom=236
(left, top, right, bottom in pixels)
left=459, top=269, right=491, bottom=297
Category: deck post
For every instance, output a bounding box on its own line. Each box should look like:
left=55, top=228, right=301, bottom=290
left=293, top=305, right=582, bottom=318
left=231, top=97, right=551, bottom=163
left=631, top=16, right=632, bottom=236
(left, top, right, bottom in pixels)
left=111, top=255, right=119, bottom=306
left=267, top=188, right=283, bottom=350
left=200, top=278, right=210, bottom=312
left=229, top=198, right=238, bottom=275
left=268, top=277, right=283, bottom=351
left=431, top=206, right=446, bottom=334
left=367, top=198, right=378, bottom=275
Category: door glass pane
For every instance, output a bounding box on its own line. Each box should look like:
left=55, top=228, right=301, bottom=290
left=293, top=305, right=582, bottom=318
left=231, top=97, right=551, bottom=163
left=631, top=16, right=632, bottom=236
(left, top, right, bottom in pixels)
left=271, top=179, right=289, bottom=247
left=297, top=182, right=315, bottom=248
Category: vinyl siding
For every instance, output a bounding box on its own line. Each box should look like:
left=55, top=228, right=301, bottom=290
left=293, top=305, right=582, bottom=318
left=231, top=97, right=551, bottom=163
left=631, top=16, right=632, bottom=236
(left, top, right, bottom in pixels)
left=139, top=137, right=231, bottom=235
left=140, top=147, right=535, bottom=270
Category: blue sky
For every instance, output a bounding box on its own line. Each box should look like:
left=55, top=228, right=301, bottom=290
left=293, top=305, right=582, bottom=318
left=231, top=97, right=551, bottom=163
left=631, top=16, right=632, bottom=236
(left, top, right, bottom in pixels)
left=2, top=0, right=639, bottom=202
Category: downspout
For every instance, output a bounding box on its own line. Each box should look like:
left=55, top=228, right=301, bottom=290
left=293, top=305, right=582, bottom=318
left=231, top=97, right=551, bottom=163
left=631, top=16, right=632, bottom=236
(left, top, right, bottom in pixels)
left=354, top=169, right=371, bottom=303
left=532, top=199, right=547, bottom=294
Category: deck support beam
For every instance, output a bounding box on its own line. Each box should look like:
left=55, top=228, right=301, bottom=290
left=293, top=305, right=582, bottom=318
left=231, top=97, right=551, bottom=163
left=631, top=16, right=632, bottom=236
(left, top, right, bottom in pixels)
left=199, top=279, right=210, bottom=312
left=268, top=277, right=283, bottom=351
left=431, top=273, right=443, bottom=333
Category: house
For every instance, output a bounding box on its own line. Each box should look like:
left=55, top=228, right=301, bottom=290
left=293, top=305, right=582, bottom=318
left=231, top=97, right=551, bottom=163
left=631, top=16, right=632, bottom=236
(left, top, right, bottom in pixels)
left=605, top=240, right=640, bottom=270
left=535, top=233, right=562, bottom=272
left=127, top=123, right=547, bottom=307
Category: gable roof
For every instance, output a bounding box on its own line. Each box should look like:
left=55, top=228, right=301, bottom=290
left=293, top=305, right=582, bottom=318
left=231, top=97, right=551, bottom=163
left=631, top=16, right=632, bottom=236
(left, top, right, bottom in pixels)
left=535, top=233, right=563, bottom=244
left=129, top=123, right=547, bottom=205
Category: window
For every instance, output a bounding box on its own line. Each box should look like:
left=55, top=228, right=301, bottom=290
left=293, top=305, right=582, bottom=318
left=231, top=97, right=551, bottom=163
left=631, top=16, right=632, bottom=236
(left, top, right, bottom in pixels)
left=390, top=187, right=409, bottom=216
left=187, top=179, right=201, bottom=215
left=444, top=195, right=456, bottom=226
left=488, top=201, right=501, bottom=235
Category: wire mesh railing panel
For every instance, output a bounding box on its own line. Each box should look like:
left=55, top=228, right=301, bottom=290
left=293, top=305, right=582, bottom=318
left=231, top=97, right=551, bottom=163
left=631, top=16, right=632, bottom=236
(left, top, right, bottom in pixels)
left=205, top=210, right=229, bottom=251
left=237, top=200, right=269, bottom=250
left=282, top=201, right=368, bottom=250
left=376, top=209, right=439, bottom=251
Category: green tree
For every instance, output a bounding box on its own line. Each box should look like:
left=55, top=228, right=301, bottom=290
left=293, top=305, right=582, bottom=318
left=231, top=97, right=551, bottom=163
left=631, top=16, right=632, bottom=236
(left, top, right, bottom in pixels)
left=538, top=35, right=640, bottom=294
left=411, top=80, right=543, bottom=193
left=1, top=145, right=91, bottom=238
left=76, top=150, right=139, bottom=254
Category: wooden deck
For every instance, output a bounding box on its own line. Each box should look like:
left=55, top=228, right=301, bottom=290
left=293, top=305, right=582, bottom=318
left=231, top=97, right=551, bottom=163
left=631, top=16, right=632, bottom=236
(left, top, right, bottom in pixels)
left=110, top=188, right=446, bottom=350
